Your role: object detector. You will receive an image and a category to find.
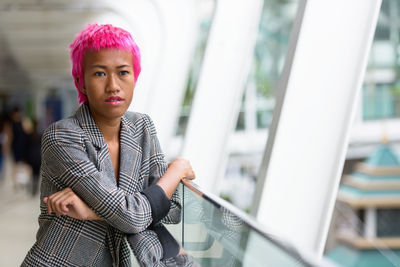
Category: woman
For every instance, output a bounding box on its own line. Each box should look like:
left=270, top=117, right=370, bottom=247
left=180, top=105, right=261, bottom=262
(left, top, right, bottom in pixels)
left=22, top=24, right=195, bottom=266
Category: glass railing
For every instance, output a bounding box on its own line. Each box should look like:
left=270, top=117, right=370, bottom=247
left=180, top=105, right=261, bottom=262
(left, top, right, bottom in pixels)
left=165, top=180, right=337, bottom=267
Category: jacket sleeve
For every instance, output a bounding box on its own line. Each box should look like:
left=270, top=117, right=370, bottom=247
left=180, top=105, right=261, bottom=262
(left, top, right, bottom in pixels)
left=41, top=123, right=169, bottom=234
left=144, top=115, right=182, bottom=225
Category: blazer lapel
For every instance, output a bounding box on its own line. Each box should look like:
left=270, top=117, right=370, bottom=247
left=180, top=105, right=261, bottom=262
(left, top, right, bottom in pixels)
left=118, top=115, right=143, bottom=194
left=75, top=104, right=117, bottom=187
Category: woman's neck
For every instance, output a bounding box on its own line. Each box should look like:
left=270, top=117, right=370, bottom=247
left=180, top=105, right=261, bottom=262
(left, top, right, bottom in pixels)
left=92, top=115, right=121, bottom=144
left=86, top=103, right=121, bottom=143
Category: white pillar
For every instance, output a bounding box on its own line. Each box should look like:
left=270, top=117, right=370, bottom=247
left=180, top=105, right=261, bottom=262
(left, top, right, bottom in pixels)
left=245, top=81, right=258, bottom=132
left=144, top=0, right=200, bottom=148
left=252, top=0, right=381, bottom=257
left=181, top=0, right=263, bottom=193
left=364, top=208, right=377, bottom=239
left=111, top=0, right=199, bottom=149
left=94, top=0, right=165, bottom=118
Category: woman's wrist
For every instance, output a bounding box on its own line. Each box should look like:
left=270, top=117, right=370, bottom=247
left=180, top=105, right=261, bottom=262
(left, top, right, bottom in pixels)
left=156, top=157, right=195, bottom=199
left=156, top=168, right=182, bottom=199
left=88, top=212, right=103, bottom=221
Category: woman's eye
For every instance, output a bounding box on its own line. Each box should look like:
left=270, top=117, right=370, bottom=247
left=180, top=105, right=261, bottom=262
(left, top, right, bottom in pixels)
left=95, top=72, right=105, bottom=77
left=120, top=71, right=129, bottom=76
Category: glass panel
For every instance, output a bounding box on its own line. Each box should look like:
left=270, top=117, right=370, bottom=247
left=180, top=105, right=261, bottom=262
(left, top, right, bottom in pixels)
left=177, top=182, right=323, bottom=266
left=363, top=0, right=400, bottom=120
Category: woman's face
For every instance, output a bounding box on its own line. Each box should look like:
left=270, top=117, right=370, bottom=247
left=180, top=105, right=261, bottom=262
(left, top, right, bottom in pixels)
left=82, top=48, right=135, bottom=123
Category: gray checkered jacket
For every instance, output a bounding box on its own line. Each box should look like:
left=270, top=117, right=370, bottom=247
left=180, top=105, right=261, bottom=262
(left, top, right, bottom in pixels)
left=22, top=103, right=181, bottom=266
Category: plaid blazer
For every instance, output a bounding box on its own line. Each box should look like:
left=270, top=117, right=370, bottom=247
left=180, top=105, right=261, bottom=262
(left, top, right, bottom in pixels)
left=22, top=103, right=181, bottom=267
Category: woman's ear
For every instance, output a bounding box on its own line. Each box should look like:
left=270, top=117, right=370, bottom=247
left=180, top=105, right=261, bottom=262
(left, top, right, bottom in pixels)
left=76, top=77, right=87, bottom=95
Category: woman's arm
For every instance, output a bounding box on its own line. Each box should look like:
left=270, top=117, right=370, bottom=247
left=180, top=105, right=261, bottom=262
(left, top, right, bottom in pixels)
left=44, top=187, right=102, bottom=220
left=41, top=122, right=184, bottom=234
left=45, top=158, right=194, bottom=221
left=155, top=158, right=194, bottom=198
left=144, top=114, right=190, bottom=224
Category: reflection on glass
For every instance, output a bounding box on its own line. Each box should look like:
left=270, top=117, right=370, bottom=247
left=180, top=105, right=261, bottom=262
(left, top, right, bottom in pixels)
left=178, top=181, right=321, bottom=267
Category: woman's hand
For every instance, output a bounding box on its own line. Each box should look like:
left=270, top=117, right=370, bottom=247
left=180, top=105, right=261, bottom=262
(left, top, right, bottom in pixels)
left=157, top=157, right=195, bottom=199
left=44, top=188, right=102, bottom=221
left=168, top=157, right=195, bottom=181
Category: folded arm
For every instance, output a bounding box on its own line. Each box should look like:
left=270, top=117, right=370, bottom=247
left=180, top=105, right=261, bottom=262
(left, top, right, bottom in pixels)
left=45, top=157, right=193, bottom=224
left=42, top=123, right=167, bottom=234
left=43, top=119, right=194, bottom=231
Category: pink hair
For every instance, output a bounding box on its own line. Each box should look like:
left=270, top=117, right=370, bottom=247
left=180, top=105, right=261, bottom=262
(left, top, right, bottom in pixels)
left=69, top=23, right=141, bottom=104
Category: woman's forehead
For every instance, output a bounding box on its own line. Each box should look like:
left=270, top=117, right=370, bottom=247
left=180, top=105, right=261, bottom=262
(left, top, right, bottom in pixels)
left=84, top=48, right=133, bottom=67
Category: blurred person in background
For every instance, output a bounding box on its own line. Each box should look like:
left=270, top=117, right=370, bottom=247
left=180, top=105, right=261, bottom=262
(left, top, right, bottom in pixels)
left=22, top=24, right=195, bottom=266
left=0, top=114, right=7, bottom=184
left=10, top=106, right=29, bottom=189
left=25, top=118, right=41, bottom=196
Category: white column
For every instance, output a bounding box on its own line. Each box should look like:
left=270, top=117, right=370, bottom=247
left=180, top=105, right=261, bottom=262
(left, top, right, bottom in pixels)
left=96, top=0, right=164, bottom=117
left=144, top=0, right=199, bottom=148
left=364, top=208, right=377, bottom=239
left=109, top=0, right=199, bottom=149
left=245, top=81, right=258, bottom=132
left=252, top=0, right=381, bottom=257
left=181, top=0, right=263, bottom=193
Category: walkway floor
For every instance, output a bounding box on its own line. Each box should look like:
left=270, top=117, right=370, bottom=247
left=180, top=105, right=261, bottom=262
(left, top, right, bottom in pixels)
left=0, top=157, right=38, bottom=266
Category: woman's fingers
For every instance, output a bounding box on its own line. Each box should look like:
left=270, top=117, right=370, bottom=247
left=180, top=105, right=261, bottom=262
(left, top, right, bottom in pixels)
left=183, top=162, right=195, bottom=180
left=48, top=192, right=62, bottom=215
left=50, top=192, right=65, bottom=215
left=44, top=188, right=96, bottom=220
left=43, top=196, right=52, bottom=214
left=183, top=170, right=195, bottom=180
left=45, top=188, right=74, bottom=216
left=170, top=157, right=196, bottom=180
left=59, top=189, right=76, bottom=214
left=55, top=193, right=72, bottom=215
left=47, top=194, right=58, bottom=215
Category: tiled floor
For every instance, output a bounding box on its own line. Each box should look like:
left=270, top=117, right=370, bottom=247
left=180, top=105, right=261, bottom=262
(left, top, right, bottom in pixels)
left=0, top=157, right=39, bottom=266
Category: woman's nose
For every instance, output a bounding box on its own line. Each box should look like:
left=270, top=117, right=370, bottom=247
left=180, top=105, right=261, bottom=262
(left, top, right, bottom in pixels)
left=106, top=74, right=120, bottom=92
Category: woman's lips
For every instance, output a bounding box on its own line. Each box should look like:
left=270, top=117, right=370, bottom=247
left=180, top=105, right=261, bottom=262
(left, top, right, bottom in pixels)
left=105, top=96, right=124, bottom=105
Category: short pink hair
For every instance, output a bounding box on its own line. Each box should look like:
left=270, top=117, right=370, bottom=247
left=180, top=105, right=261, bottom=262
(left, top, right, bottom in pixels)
left=69, top=23, right=141, bottom=104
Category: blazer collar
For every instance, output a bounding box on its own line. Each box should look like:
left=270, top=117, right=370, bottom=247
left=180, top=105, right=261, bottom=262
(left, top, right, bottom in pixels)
left=75, top=103, right=135, bottom=149
left=75, top=103, right=106, bottom=149
left=75, top=103, right=140, bottom=191
left=120, top=114, right=135, bottom=138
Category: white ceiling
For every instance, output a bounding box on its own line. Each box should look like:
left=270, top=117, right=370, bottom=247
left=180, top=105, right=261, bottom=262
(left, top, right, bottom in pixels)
left=0, top=0, right=112, bottom=90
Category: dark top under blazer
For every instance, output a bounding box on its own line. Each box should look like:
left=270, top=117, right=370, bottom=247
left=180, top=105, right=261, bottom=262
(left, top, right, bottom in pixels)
left=22, top=103, right=181, bottom=267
